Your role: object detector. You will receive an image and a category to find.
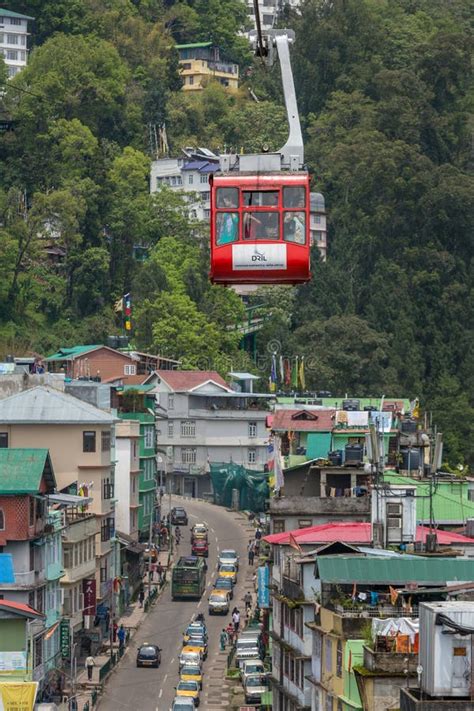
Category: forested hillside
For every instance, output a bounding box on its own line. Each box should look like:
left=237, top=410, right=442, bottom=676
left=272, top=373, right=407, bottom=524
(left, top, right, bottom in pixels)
left=0, top=0, right=472, bottom=465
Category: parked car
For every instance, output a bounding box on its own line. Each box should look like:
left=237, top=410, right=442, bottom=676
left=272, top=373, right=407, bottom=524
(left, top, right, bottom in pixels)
left=170, top=507, right=188, bottom=525
left=185, top=634, right=208, bottom=660
left=208, top=590, right=230, bottom=615
left=213, top=577, right=233, bottom=598
left=192, top=538, right=209, bottom=557
left=180, top=664, right=203, bottom=690
left=243, top=673, right=268, bottom=704
left=136, top=643, right=161, bottom=668
left=179, top=646, right=202, bottom=669
left=235, top=634, right=261, bottom=668
left=218, top=563, right=237, bottom=584
left=240, top=659, right=265, bottom=683
left=217, top=549, right=239, bottom=569
left=172, top=697, right=195, bottom=711
left=176, top=679, right=200, bottom=706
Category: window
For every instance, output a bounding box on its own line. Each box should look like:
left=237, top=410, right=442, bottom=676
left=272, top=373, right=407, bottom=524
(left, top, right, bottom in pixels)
left=103, top=477, right=114, bottom=500
left=20, top=35, right=26, bottom=46
left=101, top=517, right=114, bottom=542
left=6, top=49, right=17, bottom=60
left=325, top=638, right=332, bottom=673
left=83, top=431, right=96, bottom=452
left=248, top=422, right=257, bottom=438
left=273, top=519, right=285, bottom=534
left=63, top=545, right=72, bottom=569
left=216, top=187, right=239, bottom=208
left=7, top=34, right=18, bottom=44
left=188, top=76, right=194, bottom=85
left=168, top=393, right=174, bottom=410
left=10, top=18, right=22, bottom=25
left=248, top=448, right=256, bottom=464
left=124, top=364, right=136, bottom=375
left=216, top=212, right=239, bottom=245
left=283, top=212, right=305, bottom=244
left=144, top=426, right=154, bottom=449
left=298, top=519, right=312, bottom=529
left=177, top=176, right=182, bottom=185
left=202, top=191, right=210, bottom=201
left=336, top=640, right=343, bottom=677
left=204, top=208, right=210, bottom=219
left=8, top=66, right=19, bottom=77
left=283, top=186, right=306, bottom=208
left=188, top=174, right=194, bottom=184
left=100, top=564, right=108, bottom=583
left=0, top=433, right=8, bottom=448
left=0, top=510, right=4, bottom=530
left=315, top=215, right=321, bottom=224
left=101, top=431, right=111, bottom=452
left=181, top=448, right=196, bottom=464
left=243, top=212, right=279, bottom=240
left=168, top=421, right=174, bottom=437
left=200, top=174, right=208, bottom=184
left=243, top=191, right=278, bottom=207
left=325, top=694, right=333, bottom=711
left=19, top=50, right=26, bottom=61
left=181, top=420, right=196, bottom=437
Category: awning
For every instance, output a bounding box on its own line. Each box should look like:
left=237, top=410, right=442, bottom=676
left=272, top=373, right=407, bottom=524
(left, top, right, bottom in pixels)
left=48, top=493, right=93, bottom=506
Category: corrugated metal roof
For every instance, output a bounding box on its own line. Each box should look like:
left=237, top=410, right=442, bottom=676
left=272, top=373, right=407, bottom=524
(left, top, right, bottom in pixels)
left=316, top=556, right=474, bottom=584
left=46, top=345, right=101, bottom=361
left=0, top=386, right=118, bottom=424
left=156, top=370, right=229, bottom=392
left=0, top=9, right=34, bottom=20
left=0, top=599, right=43, bottom=618
left=176, top=42, right=213, bottom=49
left=0, top=449, right=55, bottom=494
left=0, top=554, right=15, bottom=584
left=271, top=408, right=335, bottom=432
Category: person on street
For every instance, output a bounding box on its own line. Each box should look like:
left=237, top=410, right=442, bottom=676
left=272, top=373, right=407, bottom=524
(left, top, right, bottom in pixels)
left=220, top=629, right=228, bottom=651
left=226, top=622, right=235, bottom=645
left=255, top=527, right=262, bottom=541
left=85, top=655, right=95, bottom=681
left=138, top=589, right=145, bottom=608
left=244, top=591, right=252, bottom=612
left=157, top=561, right=164, bottom=585
left=254, top=540, right=260, bottom=557
left=112, top=620, right=118, bottom=643
left=248, top=539, right=255, bottom=566
left=175, top=526, right=181, bottom=546
left=232, top=608, right=240, bottom=633
left=117, top=625, right=126, bottom=651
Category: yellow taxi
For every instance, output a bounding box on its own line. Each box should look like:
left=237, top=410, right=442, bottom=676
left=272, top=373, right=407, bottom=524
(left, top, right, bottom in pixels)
left=218, top=563, right=237, bottom=584
left=176, top=679, right=200, bottom=705
left=179, top=645, right=202, bottom=670
left=180, top=663, right=203, bottom=690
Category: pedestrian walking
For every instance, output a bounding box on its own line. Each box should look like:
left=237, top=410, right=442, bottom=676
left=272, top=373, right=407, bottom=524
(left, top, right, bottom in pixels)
left=248, top=539, right=255, bottom=566
left=232, top=608, right=240, bottom=633
left=220, top=628, right=228, bottom=651
left=255, top=527, right=262, bottom=541
left=138, top=589, right=145, bottom=608
left=244, top=591, right=252, bottom=612
left=112, top=620, right=118, bottom=643
left=117, top=624, right=126, bottom=651
left=85, top=655, right=95, bottom=681
left=254, top=540, right=260, bottom=556
left=157, top=561, right=164, bottom=585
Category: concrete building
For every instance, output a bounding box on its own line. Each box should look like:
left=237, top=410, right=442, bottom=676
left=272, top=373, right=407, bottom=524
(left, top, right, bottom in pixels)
left=0, top=9, right=33, bottom=79
left=246, top=0, right=301, bottom=33
left=310, top=193, right=327, bottom=261
left=0, top=386, right=118, bottom=630
left=152, top=370, right=272, bottom=498
left=0, top=599, right=46, bottom=684
left=114, top=419, right=141, bottom=540
left=150, top=148, right=219, bottom=223
left=176, top=42, right=239, bottom=91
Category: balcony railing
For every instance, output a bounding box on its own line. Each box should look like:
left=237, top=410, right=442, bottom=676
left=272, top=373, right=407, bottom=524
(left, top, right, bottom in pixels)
left=282, top=576, right=304, bottom=601
left=333, top=603, right=419, bottom=618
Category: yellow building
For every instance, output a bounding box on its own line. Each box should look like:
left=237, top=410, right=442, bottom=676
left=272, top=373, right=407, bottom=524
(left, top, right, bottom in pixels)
left=176, top=42, right=239, bottom=92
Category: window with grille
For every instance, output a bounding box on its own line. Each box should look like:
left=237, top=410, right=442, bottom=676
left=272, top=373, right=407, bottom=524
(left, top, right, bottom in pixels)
left=103, top=477, right=114, bottom=499
left=181, top=420, right=196, bottom=437
left=273, top=519, right=285, bottom=534
left=248, top=422, right=257, bottom=438
left=83, top=431, right=96, bottom=452
left=124, top=364, right=136, bottom=375
left=248, top=448, right=256, bottom=464
left=144, top=426, right=155, bottom=448
left=200, top=174, right=208, bottom=184
left=168, top=394, right=174, bottom=410
left=336, top=639, right=343, bottom=677
left=101, top=431, right=111, bottom=452
left=168, top=421, right=174, bottom=437
left=181, top=448, right=197, bottom=464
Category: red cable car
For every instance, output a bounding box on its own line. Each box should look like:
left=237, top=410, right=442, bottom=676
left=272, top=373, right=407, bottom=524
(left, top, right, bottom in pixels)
left=209, top=172, right=311, bottom=285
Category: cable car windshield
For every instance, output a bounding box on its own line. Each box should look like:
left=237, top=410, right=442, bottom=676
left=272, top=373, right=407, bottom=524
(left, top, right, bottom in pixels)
left=243, top=191, right=278, bottom=207
left=243, top=212, right=279, bottom=240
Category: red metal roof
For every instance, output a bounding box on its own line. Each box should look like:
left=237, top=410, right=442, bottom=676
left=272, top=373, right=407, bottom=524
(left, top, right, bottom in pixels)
left=264, top=522, right=474, bottom=546
left=0, top=599, right=43, bottom=617
left=271, top=409, right=335, bottom=432
left=156, top=370, right=229, bottom=392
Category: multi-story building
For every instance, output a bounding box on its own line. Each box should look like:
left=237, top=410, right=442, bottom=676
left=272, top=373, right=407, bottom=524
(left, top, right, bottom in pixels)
left=150, top=148, right=219, bottom=222
left=0, top=448, right=61, bottom=692
left=246, top=0, right=301, bottom=33
left=0, top=599, right=46, bottom=685
left=114, top=419, right=141, bottom=540
left=176, top=42, right=239, bottom=91
left=152, top=370, right=273, bottom=498
left=0, top=9, right=33, bottom=79
left=0, top=386, right=118, bottom=640
left=310, top=193, right=327, bottom=261
left=117, top=385, right=158, bottom=540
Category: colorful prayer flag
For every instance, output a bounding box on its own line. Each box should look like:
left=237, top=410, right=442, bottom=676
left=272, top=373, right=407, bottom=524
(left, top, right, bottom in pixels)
left=299, top=356, right=305, bottom=390
left=284, top=358, right=291, bottom=387
left=292, top=356, right=299, bottom=389
left=114, top=296, right=123, bottom=313
left=269, top=354, right=277, bottom=392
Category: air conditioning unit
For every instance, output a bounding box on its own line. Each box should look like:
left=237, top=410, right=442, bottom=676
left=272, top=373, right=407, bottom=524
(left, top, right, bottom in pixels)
left=386, top=502, right=403, bottom=516
left=387, top=517, right=402, bottom=529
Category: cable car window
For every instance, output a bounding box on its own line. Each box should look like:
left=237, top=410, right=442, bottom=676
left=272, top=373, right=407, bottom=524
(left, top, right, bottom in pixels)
left=283, top=186, right=306, bottom=208
left=243, top=212, right=279, bottom=240
left=243, top=191, right=279, bottom=207
left=216, top=212, right=239, bottom=245
left=284, top=212, right=306, bottom=244
left=216, top=188, right=239, bottom=209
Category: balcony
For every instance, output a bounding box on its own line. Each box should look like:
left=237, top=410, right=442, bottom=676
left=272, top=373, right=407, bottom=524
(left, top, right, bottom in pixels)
left=62, top=515, right=97, bottom=544
left=282, top=575, right=304, bottom=601
left=363, top=644, right=417, bottom=674
left=331, top=603, right=419, bottom=619
left=0, top=569, right=45, bottom=589
left=270, top=495, right=370, bottom=517
left=62, top=558, right=96, bottom=585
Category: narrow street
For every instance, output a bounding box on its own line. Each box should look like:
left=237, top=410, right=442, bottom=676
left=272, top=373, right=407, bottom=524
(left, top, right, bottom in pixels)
left=98, top=497, right=255, bottom=711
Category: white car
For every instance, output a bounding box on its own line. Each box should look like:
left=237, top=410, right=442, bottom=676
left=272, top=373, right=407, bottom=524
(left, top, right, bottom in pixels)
left=243, top=673, right=268, bottom=704
left=218, top=549, right=239, bottom=569
left=240, top=659, right=265, bottom=683
left=172, top=697, right=195, bottom=711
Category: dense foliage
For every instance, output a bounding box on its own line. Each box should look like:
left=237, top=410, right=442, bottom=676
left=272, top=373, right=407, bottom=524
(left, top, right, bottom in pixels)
left=0, top=0, right=472, bottom=464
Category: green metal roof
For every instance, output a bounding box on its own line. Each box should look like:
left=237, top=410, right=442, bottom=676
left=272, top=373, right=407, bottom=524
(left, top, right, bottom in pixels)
left=317, top=555, right=474, bottom=585
left=176, top=42, right=213, bottom=49
left=384, top=472, right=474, bottom=523
left=276, top=397, right=410, bottom=410
left=0, top=9, right=34, bottom=20
left=46, top=345, right=101, bottom=361
left=0, top=449, right=56, bottom=494
left=120, top=384, right=156, bottom=393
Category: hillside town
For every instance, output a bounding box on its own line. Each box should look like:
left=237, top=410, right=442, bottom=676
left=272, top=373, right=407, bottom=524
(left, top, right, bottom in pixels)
left=0, top=1, right=473, bottom=711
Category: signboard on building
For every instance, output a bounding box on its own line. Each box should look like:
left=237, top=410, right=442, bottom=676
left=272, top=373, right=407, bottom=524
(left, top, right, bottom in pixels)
left=0, top=682, right=38, bottom=711
left=257, top=564, right=270, bottom=609
left=83, top=578, right=97, bottom=616
left=0, top=652, right=27, bottom=674
left=60, top=619, right=70, bottom=659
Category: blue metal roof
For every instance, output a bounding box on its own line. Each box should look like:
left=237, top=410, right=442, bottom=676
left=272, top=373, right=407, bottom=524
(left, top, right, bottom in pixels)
left=0, top=554, right=15, bottom=584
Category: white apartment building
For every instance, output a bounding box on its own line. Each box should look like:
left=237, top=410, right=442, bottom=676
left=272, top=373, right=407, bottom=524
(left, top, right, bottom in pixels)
left=246, top=0, right=301, bottom=32
left=114, top=419, right=141, bottom=540
left=152, top=370, right=273, bottom=498
left=150, top=149, right=219, bottom=222
left=310, top=192, right=327, bottom=261
left=0, top=10, right=33, bottom=79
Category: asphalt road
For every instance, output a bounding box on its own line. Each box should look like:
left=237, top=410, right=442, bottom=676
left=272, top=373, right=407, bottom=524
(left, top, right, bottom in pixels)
left=98, top=497, right=254, bottom=711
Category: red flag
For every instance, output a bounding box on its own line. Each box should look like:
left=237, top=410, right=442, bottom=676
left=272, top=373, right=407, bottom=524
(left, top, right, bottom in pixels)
left=288, top=533, right=303, bottom=553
